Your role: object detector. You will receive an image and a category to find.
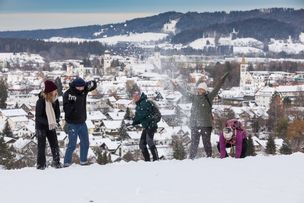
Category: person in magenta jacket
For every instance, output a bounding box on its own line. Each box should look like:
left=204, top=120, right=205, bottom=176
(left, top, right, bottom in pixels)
left=217, top=119, right=248, bottom=158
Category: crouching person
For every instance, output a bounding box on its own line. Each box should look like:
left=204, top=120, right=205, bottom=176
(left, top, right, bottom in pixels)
left=132, top=90, right=161, bottom=161
left=35, top=80, right=62, bottom=169
left=217, top=119, right=247, bottom=158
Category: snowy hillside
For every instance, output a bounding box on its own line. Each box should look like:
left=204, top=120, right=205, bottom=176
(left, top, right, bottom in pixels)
left=269, top=38, right=304, bottom=54
left=188, top=37, right=265, bottom=54
left=45, top=32, right=168, bottom=45
left=0, top=53, right=45, bottom=64
left=162, top=19, right=179, bottom=34
left=95, top=32, right=168, bottom=45
left=1, top=154, right=304, bottom=203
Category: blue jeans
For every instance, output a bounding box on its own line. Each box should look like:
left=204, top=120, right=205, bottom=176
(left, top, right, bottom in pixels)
left=64, top=123, right=89, bottom=164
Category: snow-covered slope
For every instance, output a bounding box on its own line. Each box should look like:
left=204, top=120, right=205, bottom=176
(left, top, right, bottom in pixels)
left=45, top=32, right=168, bottom=45
left=162, top=19, right=179, bottom=34
left=1, top=154, right=304, bottom=203
left=189, top=37, right=264, bottom=54
left=95, top=32, right=168, bottom=45
left=269, top=38, right=304, bottom=54
left=233, top=46, right=264, bottom=54
left=189, top=37, right=216, bottom=49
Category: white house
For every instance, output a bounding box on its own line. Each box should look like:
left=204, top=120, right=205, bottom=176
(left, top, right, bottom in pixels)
left=255, top=85, right=304, bottom=109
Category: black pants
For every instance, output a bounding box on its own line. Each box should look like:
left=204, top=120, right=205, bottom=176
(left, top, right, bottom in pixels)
left=217, top=139, right=248, bottom=158
left=190, top=127, right=213, bottom=159
left=36, top=128, right=60, bottom=168
left=139, top=127, right=159, bottom=161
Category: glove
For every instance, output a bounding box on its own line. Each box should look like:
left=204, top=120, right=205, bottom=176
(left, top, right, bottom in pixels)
left=86, top=81, right=96, bottom=89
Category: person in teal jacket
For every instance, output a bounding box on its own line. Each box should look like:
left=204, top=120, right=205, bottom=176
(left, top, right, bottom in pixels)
left=132, top=91, right=159, bottom=161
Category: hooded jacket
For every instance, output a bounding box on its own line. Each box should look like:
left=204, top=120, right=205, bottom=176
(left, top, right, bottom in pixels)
left=35, top=93, right=60, bottom=130
left=63, top=80, right=97, bottom=124
left=132, top=93, right=158, bottom=129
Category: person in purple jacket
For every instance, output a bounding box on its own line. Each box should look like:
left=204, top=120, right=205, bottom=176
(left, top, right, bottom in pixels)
left=217, top=119, right=248, bottom=158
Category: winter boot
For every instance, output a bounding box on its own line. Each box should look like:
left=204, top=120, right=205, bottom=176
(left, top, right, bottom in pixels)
left=51, top=161, right=63, bottom=169
left=150, top=146, right=159, bottom=161
left=36, top=164, right=46, bottom=170
left=141, top=148, right=151, bottom=161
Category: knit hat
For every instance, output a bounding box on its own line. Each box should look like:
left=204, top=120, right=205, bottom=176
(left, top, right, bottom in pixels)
left=197, top=82, right=207, bottom=90
left=43, top=80, right=57, bottom=93
left=73, top=77, right=86, bottom=87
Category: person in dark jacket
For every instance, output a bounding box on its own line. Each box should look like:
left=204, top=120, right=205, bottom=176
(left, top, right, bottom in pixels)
left=63, top=77, right=97, bottom=167
left=132, top=91, right=159, bottom=161
left=173, top=72, right=229, bottom=158
left=35, top=80, right=62, bottom=169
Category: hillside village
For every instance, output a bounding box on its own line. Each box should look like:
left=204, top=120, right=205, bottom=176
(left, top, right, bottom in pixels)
left=0, top=51, right=304, bottom=167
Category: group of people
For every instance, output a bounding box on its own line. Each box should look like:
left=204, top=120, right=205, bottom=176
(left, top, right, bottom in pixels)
left=36, top=72, right=248, bottom=169
left=35, top=77, right=97, bottom=169
left=172, top=72, right=248, bottom=159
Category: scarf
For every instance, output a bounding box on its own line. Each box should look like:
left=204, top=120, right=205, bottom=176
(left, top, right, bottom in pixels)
left=45, top=100, right=57, bottom=130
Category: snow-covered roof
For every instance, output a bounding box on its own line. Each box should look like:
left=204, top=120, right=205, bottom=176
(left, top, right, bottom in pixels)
left=86, top=120, right=95, bottom=129
left=115, top=99, right=132, bottom=106
left=88, top=111, right=107, bottom=120
left=89, top=137, right=119, bottom=150
left=13, top=138, right=36, bottom=150
left=178, top=103, right=192, bottom=111
left=0, top=109, right=27, bottom=117
left=9, top=116, right=29, bottom=123
left=159, top=109, right=176, bottom=116
left=103, top=120, right=122, bottom=129
left=127, top=131, right=142, bottom=140
left=108, top=112, right=125, bottom=120
left=108, top=96, right=117, bottom=102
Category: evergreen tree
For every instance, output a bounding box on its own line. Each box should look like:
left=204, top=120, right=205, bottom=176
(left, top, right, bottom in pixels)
left=102, top=151, right=108, bottom=165
left=0, top=135, right=16, bottom=169
left=280, top=140, right=292, bottom=155
left=0, top=79, right=8, bottom=109
left=246, top=135, right=256, bottom=156
left=95, top=148, right=110, bottom=165
left=172, top=136, right=186, bottom=160
left=265, top=136, right=276, bottom=155
left=122, top=151, right=135, bottom=162
left=55, top=77, right=63, bottom=96
left=107, top=153, right=112, bottom=164
left=3, top=121, right=13, bottom=138
left=95, top=148, right=104, bottom=165
left=124, top=107, right=132, bottom=120
left=119, top=120, right=129, bottom=140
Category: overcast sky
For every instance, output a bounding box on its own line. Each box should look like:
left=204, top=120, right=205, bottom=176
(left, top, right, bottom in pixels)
left=0, top=0, right=303, bottom=31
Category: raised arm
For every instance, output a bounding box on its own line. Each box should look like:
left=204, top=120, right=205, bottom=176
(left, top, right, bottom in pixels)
left=172, top=80, right=193, bottom=100
left=85, top=80, right=97, bottom=92
left=209, top=72, right=229, bottom=101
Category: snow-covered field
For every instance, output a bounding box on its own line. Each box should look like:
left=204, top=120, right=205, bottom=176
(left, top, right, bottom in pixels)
left=1, top=153, right=304, bottom=203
